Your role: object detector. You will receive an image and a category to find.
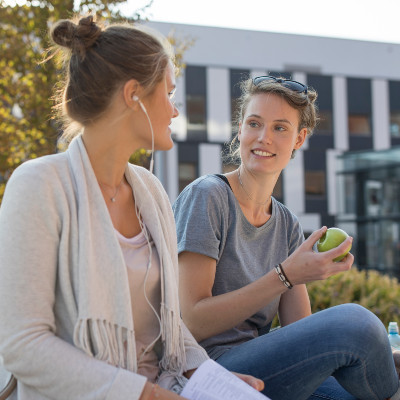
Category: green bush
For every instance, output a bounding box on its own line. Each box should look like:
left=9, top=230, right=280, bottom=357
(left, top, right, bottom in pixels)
left=306, top=268, right=400, bottom=328
left=271, top=268, right=400, bottom=329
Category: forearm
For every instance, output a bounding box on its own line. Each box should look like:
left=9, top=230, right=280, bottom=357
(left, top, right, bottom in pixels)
left=278, top=284, right=311, bottom=326
left=183, top=270, right=288, bottom=342
left=0, top=327, right=147, bottom=399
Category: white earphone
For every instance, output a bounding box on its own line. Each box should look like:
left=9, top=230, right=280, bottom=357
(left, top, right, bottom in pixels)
left=131, top=93, right=161, bottom=358
left=132, top=95, right=154, bottom=174
left=132, top=95, right=147, bottom=113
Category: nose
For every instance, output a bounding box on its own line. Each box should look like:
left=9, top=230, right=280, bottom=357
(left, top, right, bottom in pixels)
left=172, top=103, right=179, bottom=118
left=258, top=127, right=273, bottom=144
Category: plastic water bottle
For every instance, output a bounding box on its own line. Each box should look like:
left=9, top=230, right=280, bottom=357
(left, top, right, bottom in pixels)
left=388, top=322, right=400, bottom=350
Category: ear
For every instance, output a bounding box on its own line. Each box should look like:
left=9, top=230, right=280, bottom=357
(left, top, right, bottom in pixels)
left=293, top=128, right=307, bottom=150
left=123, top=79, right=142, bottom=109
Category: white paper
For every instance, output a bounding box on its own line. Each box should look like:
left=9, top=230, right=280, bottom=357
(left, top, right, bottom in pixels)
left=181, top=359, right=271, bottom=400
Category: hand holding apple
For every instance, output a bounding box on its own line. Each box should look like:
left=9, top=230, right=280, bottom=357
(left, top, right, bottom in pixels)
left=317, top=227, right=352, bottom=262
left=279, top=227, right=354, bottom=286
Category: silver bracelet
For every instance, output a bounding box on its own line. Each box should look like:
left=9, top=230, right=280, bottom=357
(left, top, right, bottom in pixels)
left=274, top=263, right=293, bottom=289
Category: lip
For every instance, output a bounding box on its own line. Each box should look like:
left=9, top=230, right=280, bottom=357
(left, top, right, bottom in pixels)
left=251, top=149, right=275, bottom=158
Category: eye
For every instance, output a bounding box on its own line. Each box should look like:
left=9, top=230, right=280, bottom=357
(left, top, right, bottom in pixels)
left=275, top=125, right=286, bottom=132
left=168, top=88, right=176, bottom=99
left=248, top=120, right=260, bottom=128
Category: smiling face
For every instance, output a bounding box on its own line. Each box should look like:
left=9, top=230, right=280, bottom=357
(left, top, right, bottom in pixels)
left=238, top=93, right=307, bottom=176
left=139, top=61, right=179, bottom=151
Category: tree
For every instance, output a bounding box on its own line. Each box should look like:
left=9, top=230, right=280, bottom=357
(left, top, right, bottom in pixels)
left=0, top=0, right=191, bottom=202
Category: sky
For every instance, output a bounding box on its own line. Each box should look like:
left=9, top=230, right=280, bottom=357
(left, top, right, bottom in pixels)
left=120, top=0, right=400, bottom=44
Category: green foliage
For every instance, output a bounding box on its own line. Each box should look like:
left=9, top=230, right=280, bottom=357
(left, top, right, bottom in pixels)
left=307, top=268, right=400, bottom=328
left=271, top=268, right=400, bottom=329
left=0, top=0, right=192, bottom=203
left=0, top=1, right=67, bottom=200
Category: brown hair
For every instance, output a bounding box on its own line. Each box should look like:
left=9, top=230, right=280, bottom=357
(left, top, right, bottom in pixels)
left=49, top=15, right=173, bottom=139
left=228, top=77, right=319, bottom=161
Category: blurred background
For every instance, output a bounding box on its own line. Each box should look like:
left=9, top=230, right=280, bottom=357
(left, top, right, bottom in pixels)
left=2, top=1, right=400, bottom=318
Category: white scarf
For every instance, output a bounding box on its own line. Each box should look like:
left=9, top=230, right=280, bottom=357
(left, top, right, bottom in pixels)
left=66, top=136, right=185, bottom=377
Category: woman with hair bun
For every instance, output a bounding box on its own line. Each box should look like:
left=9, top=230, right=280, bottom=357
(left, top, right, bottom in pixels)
left=173, top=76, right=400, bottom=400
left=0, top=15, right=262, bottom=400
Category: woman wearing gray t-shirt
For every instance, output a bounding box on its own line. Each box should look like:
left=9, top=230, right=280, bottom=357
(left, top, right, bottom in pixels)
left=173, top=76, right=400, bottom=400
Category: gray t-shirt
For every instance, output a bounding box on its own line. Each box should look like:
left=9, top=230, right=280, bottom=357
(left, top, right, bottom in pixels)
left=173, top=174, right=304, bottom=359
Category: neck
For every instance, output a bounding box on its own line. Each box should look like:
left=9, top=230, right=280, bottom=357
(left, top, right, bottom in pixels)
left=236, top=166, right=273, bottom=208
left=81, top=123, right=139, bottom=187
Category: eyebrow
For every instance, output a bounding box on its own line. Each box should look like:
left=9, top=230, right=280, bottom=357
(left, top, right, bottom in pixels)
left=275, top=119, right=293, bottom=126
left=246, top=115, right=293, bottom=126
left=247, top=113, right=262, bottom=119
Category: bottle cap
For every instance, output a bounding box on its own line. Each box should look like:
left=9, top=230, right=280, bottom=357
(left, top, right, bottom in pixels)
left=389, top=322, right=399, bottom=334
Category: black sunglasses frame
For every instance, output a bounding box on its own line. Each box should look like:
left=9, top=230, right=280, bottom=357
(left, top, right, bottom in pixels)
left=253, top=76, right=308, bottom=94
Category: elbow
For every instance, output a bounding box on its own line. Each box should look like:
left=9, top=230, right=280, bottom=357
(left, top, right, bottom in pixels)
left=181, top=311, right=208, bottom=343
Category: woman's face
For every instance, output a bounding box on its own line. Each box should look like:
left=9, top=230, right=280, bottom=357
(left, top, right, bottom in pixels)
left=238, top=93, right=306, bottom=176
left=140, top=61, right=179, bottom=151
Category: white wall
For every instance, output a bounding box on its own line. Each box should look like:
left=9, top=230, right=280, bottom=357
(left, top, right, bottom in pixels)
left=199, top=143, right=222, bottom=176
left=372, top=79, right=390, bottom=150
left=155, top=146, right=179, bottom=202
left=326, top=149, right=343, bottom=215
left=148, top=22, right=400, bottom=80
left=170, top=71, right=187, bottom=141
left=283, top=148, right=305, bottom=215
left=206, top=67, right=231, bottom=142
left=333, top=76, right=349, bottom=151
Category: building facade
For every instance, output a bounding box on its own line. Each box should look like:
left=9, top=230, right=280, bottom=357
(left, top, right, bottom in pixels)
left=147, top=21, right=400, bottom=275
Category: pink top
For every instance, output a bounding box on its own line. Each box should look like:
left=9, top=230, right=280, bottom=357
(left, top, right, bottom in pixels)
left=115, top=228, right=161, bottom=383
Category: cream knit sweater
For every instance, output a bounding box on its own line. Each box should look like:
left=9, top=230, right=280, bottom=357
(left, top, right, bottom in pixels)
left=0, top=136, right=208, bottom=399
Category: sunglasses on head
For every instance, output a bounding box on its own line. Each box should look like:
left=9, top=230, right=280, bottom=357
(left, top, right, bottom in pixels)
left=253, top=76, right=308, bottom=94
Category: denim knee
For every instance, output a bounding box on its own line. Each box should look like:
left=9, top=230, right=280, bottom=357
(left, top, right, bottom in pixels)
left=327, top=303, right=388, bottom=349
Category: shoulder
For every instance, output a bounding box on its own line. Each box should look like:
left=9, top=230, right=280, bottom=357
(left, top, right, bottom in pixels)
left=175, top=174, right=231, bottom=205
left=1, top=153, right=69, bottom=227
left=271, top=197, right=303, bottom=242
left=272, top=197, right=301, bottom=227
left=6, top=152, right=68, bottom=194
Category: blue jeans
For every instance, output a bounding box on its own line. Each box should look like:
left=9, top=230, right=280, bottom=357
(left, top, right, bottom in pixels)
left=216, top=304, right=399, bottom=400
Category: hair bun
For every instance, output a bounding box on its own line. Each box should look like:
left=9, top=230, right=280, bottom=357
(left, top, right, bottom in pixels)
left=51, top=15, right=101, bottom=59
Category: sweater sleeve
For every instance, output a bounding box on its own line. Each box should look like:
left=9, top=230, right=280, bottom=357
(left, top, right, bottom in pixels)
left=181, top=321, right=209, bottom=371
left=0, top=160, right=146, bottom=400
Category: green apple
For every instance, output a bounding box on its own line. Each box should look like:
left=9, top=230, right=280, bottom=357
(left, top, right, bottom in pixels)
left=317, top=227, right=352, bottom=262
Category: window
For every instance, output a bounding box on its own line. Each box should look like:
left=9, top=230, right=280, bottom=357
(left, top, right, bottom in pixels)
left=178, top=162, right=197, bottom=193
left=347, top=78, right=372, bottom=136
left=185, top=66, right=207, bottom=140
left=305, top=170, right=326, bottom=196
left=389, top=80, right=400, bottom=138
left=307, top=74, right=333, bottom=134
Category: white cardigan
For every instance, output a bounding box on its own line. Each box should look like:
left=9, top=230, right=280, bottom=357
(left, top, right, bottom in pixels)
left=0, top=136, right=208, bottom=399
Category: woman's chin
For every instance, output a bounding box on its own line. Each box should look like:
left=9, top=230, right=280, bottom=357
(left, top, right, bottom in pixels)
left=155, top=138, right=174, bottom=152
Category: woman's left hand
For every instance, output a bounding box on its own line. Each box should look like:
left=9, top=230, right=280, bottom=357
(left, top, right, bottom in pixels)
left=232, top=372, right=265, bottom=391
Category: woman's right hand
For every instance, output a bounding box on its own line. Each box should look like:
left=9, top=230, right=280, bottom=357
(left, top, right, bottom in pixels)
left=281, top=226, right=354, bottom=286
